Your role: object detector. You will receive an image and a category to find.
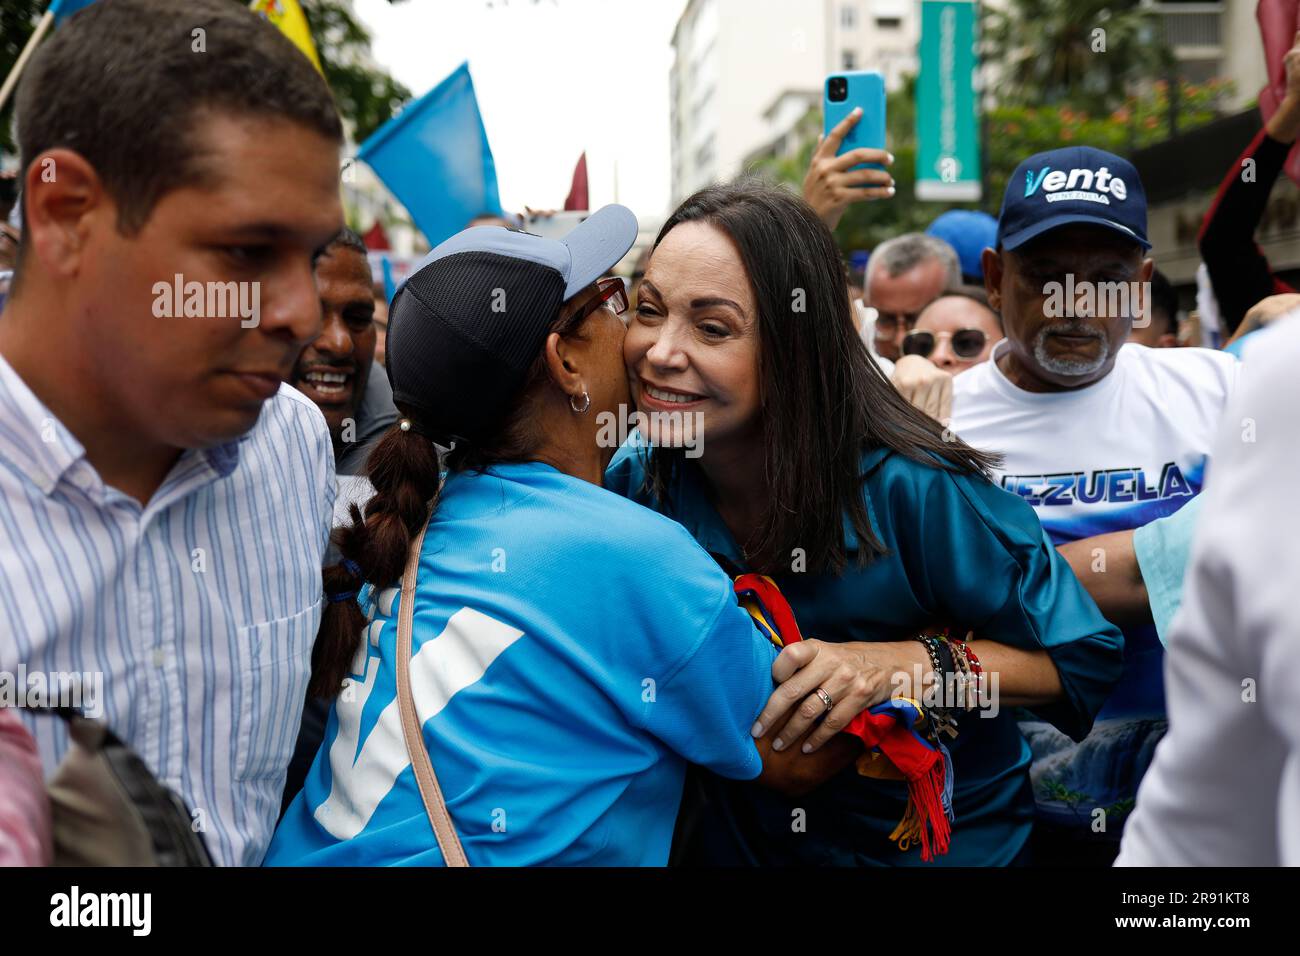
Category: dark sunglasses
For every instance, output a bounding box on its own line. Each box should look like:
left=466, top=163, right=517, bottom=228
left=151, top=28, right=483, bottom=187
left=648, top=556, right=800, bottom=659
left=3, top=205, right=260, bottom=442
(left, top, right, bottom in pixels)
left=572, top=277, right=629, bottom=324
left=872, top=310, right=921, bottom=336
left=902, top=328, right=988, bottom=360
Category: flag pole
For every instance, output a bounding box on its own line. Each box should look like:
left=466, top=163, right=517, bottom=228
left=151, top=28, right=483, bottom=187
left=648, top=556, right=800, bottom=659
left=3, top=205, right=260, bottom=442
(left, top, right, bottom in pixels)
left=0, top=11, right=55, bottom=114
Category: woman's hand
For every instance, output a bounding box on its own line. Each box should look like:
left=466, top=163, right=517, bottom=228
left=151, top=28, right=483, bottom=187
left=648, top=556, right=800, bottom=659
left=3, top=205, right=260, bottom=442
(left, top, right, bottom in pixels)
left=890, top=354, right=953, bottom=421
left=753, top=639, right=928, bottom=754
left=802, top=108, right=895, bottom=229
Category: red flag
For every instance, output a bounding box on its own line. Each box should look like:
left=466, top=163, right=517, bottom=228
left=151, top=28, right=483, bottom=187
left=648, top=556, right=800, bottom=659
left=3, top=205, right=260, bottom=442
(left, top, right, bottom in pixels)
left=563, top=152, right=588, bottom=211
left=362, top=221, right=391, bottom=251
left=1258, top=0, right=1300, bottom=185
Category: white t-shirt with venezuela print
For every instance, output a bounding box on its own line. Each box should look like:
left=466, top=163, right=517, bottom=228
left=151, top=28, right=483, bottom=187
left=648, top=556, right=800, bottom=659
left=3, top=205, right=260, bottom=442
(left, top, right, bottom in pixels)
left=950, top=341, right=1239, bottom=846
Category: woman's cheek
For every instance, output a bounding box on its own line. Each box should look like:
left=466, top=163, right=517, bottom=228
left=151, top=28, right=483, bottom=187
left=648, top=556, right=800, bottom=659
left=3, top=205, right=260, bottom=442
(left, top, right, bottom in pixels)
left=719, top=342, right=760, bottom=413
left=623, top=321, right=648, bottom=366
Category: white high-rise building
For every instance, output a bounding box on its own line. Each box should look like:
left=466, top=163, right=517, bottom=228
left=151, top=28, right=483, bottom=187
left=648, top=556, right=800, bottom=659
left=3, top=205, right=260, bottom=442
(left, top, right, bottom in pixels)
left=1152, top=0, right=1264, bottom=112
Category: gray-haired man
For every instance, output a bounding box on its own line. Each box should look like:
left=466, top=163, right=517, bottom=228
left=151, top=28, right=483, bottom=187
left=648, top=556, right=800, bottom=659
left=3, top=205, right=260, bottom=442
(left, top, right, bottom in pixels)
left=865, top=232, right=961, bottom=362
left=860, top=233, right=963, bottom=420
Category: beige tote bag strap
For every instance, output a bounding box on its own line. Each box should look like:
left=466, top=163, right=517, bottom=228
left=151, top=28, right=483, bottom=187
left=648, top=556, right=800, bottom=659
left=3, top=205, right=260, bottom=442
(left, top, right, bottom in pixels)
left=395, top=506, right=470, bottom=867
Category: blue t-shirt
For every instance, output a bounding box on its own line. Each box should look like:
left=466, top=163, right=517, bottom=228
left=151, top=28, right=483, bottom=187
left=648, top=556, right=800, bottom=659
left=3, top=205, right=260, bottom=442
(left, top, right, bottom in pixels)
left=266, top=461, right=777, bottom=866
left=605, top=443, right=1123, bottom=866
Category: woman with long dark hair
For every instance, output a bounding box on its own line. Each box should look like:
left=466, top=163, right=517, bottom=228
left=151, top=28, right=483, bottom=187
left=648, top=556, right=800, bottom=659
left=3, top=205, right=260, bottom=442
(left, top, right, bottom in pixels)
left=267, top=208, right=909, bottom=867
left=606, top=181, right=1124, bottom=866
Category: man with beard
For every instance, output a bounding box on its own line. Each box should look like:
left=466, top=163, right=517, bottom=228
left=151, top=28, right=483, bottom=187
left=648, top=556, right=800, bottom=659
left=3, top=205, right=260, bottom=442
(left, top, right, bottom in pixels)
left=290, top=228, right=397, bottom=476
left=280, top=230, right=397, bottom=812
left=949, top=146, right=1239, bottom=865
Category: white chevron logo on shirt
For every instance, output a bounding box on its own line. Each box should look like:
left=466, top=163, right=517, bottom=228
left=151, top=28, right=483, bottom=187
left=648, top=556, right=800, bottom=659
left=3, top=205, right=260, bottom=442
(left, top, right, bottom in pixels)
left=314, top=605, right=525, bottom=841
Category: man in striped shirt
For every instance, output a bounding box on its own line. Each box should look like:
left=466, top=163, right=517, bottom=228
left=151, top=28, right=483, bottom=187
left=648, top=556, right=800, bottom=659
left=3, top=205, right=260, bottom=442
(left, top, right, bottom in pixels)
left=0, top=0, right=343, bottom=865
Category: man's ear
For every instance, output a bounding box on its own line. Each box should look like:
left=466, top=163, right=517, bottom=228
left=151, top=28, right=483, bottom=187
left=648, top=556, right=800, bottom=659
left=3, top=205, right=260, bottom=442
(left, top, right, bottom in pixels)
left=542, top=330, right=584, bottom=400
left=22, top=148, right=106, bottom=281
left=1139, top=257, right=1155, bottom=283
left=982, top=247, right=1003, bottom=311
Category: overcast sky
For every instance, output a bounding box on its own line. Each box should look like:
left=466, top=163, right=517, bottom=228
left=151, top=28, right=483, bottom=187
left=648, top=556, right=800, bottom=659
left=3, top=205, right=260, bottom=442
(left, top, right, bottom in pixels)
left=354, top=0, right=687, bottom=222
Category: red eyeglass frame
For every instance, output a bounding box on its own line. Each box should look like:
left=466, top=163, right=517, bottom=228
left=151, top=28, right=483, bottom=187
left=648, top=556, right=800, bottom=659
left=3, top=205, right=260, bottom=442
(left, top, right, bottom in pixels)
left=571, top=277, right=628, bottom=324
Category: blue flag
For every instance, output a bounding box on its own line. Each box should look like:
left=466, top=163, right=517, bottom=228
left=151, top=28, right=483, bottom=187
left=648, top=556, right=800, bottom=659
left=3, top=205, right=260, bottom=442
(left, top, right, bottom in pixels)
left=358, top=62, right=502, bottom=248
left=49, top=0, right=99, bottom=24
left=381, top=256, right=396, bottom=305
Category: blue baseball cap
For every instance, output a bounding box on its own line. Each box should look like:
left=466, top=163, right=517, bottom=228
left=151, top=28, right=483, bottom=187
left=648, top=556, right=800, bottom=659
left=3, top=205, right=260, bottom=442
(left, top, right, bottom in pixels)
left=387, top=204, right=638, bottom=443
left=997, top=146, right=1150, bottom=252
left=396, top=203, right=638, bottom=302
left=926, top=210, right=998, bottom=281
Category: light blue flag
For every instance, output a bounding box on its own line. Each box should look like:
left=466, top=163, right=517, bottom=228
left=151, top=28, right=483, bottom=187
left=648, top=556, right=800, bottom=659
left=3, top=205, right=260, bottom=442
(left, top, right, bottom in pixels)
left=358, top=62, right=502, bottom=248
left=49, top=0, right=100, bottom=24
left=381, top=256, right=396, bottom=305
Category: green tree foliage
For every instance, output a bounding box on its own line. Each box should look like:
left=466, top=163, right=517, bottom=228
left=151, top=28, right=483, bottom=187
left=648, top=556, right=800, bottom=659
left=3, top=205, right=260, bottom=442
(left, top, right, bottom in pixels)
left=981, top=0, right=1174, bottom=114
left=299, top=0, right=410, bottom=143
left=0, top=0, right=45, bottom=158
left=984, top=78, right=1231, bottom=217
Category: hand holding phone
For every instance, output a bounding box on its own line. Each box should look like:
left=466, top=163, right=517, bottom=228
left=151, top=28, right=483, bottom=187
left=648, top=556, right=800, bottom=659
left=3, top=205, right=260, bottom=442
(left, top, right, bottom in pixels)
left=824, top=72, right=887, bottom=167
left=803, top=107, right=895, bottom=230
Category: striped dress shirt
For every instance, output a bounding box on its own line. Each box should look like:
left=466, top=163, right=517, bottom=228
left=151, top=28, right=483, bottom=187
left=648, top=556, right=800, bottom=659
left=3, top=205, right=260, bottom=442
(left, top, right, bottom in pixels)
left=0, top=353, right=335, bottom=866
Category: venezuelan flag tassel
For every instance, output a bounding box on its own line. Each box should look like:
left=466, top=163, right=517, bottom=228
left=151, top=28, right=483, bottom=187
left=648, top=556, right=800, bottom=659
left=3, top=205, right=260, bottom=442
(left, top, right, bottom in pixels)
left=888, top=796, right=923, bottom=853
left=729, top=571, right=957, bottom=860
left=892, top=755, right=952, bottom=863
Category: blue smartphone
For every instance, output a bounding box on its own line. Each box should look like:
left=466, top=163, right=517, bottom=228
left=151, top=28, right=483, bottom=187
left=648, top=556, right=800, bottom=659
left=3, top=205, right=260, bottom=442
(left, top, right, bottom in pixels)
left=823, top=71, right=887, bottom=172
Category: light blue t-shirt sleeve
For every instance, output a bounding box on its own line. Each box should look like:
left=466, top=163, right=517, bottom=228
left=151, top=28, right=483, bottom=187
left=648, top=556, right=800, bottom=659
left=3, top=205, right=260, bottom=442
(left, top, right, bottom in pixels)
left=1222, top=329, right=1259, bottom=359
left=640, top=592, right=778, bottom=782
left=1132, top=495, right=1204, bottom=647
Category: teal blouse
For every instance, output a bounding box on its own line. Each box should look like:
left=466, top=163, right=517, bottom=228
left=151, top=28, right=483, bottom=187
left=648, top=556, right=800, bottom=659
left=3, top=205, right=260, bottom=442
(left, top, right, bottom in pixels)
left=605, top=443, right=1124, bottom=866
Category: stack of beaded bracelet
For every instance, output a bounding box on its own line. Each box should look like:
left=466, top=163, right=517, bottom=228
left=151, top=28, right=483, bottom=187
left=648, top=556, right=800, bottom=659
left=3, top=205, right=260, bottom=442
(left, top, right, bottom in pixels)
left=916, top=632, right=943, bottom=679
left=917, top=629, right=984, bottom=715
left=944, top=632, right=983, bottom=710
left=914, top=632, right=958, bottom=738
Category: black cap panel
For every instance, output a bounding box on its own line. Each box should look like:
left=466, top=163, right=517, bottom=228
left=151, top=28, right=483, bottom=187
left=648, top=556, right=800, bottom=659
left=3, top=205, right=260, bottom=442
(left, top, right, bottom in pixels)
left=385, top=251, right=566, bottom=444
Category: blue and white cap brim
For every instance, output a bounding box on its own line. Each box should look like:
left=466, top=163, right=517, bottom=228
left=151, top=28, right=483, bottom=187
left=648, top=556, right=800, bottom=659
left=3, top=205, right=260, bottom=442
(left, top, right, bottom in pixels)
left=397, top=204, right=639, bottom=301
left=557, top=204, right=639, bottom=299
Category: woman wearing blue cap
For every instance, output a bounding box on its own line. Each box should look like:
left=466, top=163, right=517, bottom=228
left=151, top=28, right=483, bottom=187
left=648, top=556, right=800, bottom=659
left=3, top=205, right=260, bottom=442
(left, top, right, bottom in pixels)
left=605, top=181, right=1124, bottom=866
left=267, top=207, right=905, bottom=867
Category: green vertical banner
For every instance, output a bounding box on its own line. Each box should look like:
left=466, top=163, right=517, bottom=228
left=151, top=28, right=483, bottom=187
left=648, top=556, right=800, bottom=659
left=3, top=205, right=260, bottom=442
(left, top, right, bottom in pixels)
left=916, top=0, right=981, bottom=201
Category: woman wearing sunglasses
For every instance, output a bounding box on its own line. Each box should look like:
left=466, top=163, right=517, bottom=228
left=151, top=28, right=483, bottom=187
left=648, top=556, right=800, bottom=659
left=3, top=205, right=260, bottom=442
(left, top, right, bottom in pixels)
left=903, top=289, right=1004, bottom=375
left=606, top=181, right=1123, bottom=866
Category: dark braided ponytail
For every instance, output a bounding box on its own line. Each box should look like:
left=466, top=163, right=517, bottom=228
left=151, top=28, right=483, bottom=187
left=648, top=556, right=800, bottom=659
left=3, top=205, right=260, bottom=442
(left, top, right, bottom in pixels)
left=309, top=409, right=443, bottom=698
left=309, top=292, right=599, bottom=697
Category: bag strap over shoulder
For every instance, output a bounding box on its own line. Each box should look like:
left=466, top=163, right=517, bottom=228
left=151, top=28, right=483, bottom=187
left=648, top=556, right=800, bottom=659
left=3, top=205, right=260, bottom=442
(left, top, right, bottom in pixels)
left=395, top=505, right=470, bottom=867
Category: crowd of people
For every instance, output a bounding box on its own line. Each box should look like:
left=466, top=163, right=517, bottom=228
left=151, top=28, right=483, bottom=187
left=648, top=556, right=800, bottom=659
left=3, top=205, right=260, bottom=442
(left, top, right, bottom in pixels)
left=0, top=0, right=1297, bottom=869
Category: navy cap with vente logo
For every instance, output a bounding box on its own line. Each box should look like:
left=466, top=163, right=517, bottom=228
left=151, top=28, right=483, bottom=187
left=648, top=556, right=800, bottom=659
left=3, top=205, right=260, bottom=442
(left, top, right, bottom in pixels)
left=996, top=146, right=1150, bottom=252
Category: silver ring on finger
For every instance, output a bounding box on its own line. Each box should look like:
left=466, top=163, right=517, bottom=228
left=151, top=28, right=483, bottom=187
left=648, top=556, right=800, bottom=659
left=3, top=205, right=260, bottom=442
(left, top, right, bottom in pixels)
left=815, top=687, right=833, bottom=713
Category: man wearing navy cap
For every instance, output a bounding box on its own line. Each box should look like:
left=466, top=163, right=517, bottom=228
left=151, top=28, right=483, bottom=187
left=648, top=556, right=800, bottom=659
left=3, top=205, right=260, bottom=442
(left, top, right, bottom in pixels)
left=949, top=146, right=1240, bottom=865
